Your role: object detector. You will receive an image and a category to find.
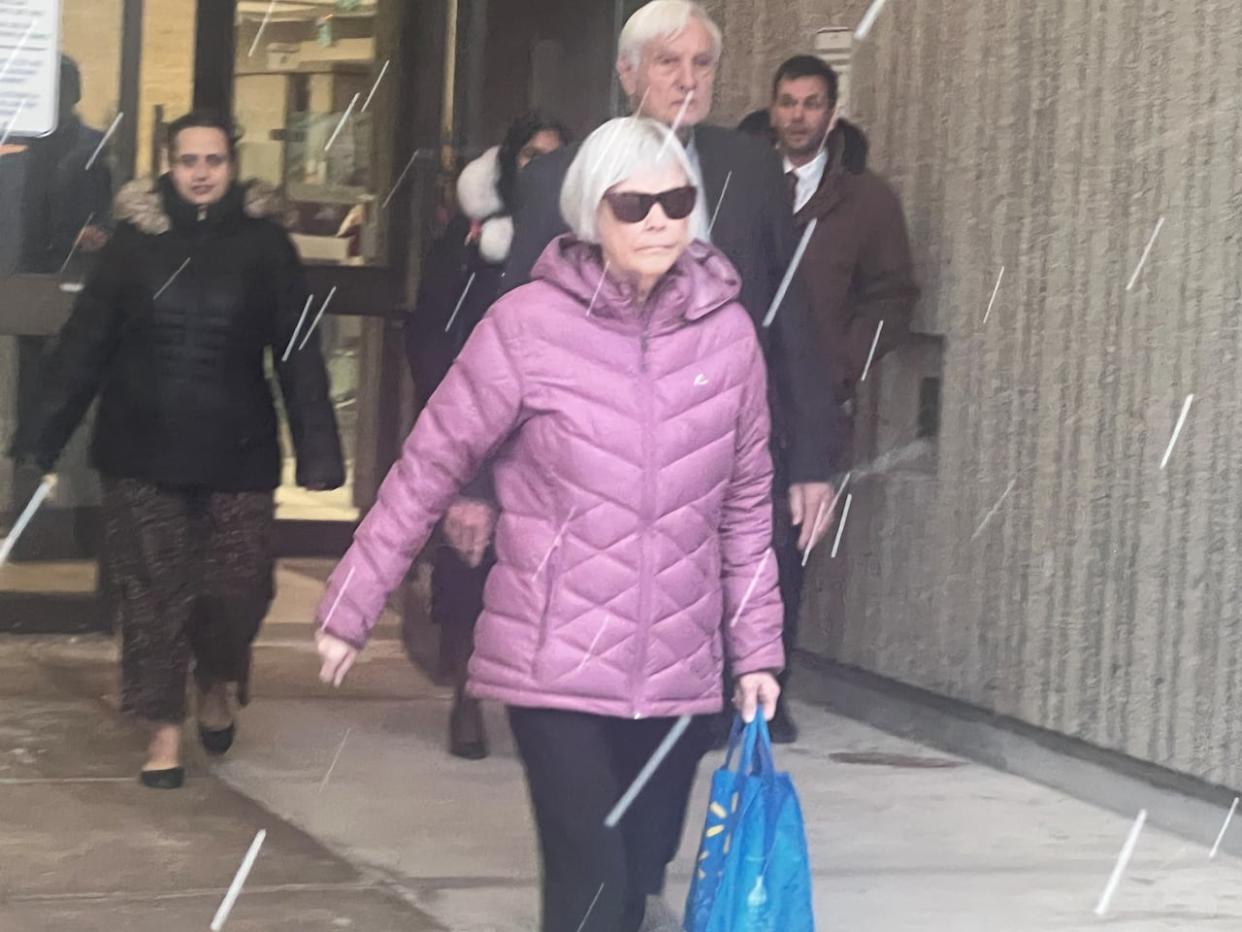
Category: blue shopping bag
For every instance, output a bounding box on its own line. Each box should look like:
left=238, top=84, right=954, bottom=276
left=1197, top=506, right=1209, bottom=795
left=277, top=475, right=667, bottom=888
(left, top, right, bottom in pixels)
left=683, top=715, right=815, bottom=932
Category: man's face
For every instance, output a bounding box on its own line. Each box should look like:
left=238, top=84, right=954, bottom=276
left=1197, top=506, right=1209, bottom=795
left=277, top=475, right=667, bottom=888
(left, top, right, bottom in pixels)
left=617, top=18, right=716, bottom=130
left=770, top=75, right=836, bottom=161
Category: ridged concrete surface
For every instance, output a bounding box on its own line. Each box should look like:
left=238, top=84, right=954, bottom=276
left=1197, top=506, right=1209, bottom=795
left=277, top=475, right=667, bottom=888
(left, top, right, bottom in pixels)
left=705, top=0, right=1242, bottom=786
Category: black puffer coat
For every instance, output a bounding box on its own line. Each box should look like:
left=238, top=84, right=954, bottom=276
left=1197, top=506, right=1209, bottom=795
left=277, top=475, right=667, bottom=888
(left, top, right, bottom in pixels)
left=11, top=175, right=345, bottom=492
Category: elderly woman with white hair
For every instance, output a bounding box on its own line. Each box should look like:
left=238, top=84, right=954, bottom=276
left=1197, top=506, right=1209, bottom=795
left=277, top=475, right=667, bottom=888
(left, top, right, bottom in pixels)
left=313, top=117, right=784, bottom=932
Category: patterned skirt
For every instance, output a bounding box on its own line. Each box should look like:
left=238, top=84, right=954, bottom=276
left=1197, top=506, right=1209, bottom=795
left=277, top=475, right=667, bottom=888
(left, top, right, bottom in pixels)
left=101, top=478, right=275, bottom=723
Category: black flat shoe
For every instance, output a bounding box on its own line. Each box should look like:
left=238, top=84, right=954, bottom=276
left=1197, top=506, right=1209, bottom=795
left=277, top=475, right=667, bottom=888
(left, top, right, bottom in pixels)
left=199, top=723, right=235, bottom=756
left=449, top=698, right=488, bottom=761
left=140, top=767, right=185, bottom=789
left=768, top=700, right=799, bottom=745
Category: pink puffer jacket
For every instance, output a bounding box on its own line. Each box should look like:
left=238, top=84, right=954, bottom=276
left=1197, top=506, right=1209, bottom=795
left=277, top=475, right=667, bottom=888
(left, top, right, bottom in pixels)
left=316, top=235, right=784, bottom=718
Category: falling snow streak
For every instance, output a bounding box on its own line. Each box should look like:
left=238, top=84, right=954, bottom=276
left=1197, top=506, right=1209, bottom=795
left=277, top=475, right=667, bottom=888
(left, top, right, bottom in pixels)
left=762, top=218, right=818, bottom=328
left=728, top=550, right=772, bottom=627
left=319, top=566, right=357, bottom=632
left=0, top=477, right=55, bottom=565
left=361, top=60, right=390, bottom=112
left=383, top=150, right=421, bottom=209
left=535, top=512, right=576, bottom=575
left=586, top=263, right=610, bottom=317
left=656, top=91, right=694, bottom=162
left=1159, top=394, right=1193, bottom=470
left=323, top=94, right=361, bottom=153
left=210, top=830, right=267, bottom=930
left=604, top=716, right=692, bottom=827
left=1210, top=797, right=1239, bottom=859
left=982, top=266, right=1005, bottom=324
left=298, top=286, right=338, bottom=351
left=1094, top=810, right=1146, bottom=916
left=281, top=294, right=315, bottom=362
left=57, top=213, right=94, bottom=275
left=316, top=728, right=352, bottom=796
left=153, top=258, right=191, bottom=301
left=574, top=884, right=606, bottom=932
left=855, top=0, right=892, bottom=40
left=247, top=1, right=279, bottom=58
left=829, top=493, right=854, bottom=559
left=445, top=273, right=477, bottom=333
left=0, top=100, right=25, bottom=147
left=708, top=170, right=732, bottom=237
left=0, top=21, right=35, bottom=85
left=971, top=479, right=1016, bottom=541
left=85, top=113, right=123, bottom=171
left=860, top=320, right=884, bottom=383
left=1125, top=216, right=1165, bottom=292
left=803, top=473, right=852, bottom=567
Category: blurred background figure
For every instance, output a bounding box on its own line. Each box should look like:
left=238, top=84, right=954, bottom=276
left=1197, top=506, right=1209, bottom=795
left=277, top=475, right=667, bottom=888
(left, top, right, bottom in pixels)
left=19, top=55, right=113, bottom=275
left=735, top=107, right=776, bottom=146
left=404, top=111, right=569, bottom=760
left=8, top=111, right=344, bottom=790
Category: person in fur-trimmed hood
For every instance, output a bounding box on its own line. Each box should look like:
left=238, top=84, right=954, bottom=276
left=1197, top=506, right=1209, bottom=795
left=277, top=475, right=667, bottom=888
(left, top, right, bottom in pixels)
left=403, top=112, right=568, bottom=761
left=9, top=111, right=344, bottom=789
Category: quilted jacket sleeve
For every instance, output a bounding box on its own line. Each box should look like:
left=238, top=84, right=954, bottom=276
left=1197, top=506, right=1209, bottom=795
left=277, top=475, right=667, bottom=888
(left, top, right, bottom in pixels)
left=8, top=228, right=128, bottom=471
left=316, top=311, right=526, bottom=648
left=269, top=229, right=346, bottom=491
left=720, top=332, right=786, bottom=676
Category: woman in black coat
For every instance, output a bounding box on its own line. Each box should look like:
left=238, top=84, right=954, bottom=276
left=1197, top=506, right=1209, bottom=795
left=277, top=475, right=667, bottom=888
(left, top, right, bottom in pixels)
left=404, top=112, right=567, bottom=759
left=10, top=111, right=344, bottom=788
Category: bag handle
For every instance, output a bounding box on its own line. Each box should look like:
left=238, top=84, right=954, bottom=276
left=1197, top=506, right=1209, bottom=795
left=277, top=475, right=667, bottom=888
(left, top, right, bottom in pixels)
left=723, top=714, right=777, bottom=778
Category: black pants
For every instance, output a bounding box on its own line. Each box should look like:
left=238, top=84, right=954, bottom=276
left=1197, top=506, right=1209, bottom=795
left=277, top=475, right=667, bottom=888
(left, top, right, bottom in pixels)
left=508, top=707, right=710, bottom=932
left=431, top=543, right=493, bottom=680
left=771, top=449, right=803, bottom=691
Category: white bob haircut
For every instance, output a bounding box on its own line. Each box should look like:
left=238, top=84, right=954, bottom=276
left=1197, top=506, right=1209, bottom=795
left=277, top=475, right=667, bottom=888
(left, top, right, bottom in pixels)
left=560, top=117, right=708, bottom=245
left=618, top=0, right=723, bottom=68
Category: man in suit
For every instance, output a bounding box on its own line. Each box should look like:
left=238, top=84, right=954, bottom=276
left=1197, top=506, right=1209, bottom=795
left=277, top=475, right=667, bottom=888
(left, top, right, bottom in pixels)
left=768, top=55, right=918, bottom=403
left=489, top=1, right=848, bottom=750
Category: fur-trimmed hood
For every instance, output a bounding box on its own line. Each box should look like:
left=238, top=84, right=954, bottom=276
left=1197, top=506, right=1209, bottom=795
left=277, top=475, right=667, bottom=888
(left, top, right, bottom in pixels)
left=456, top=147, right=512, bottom=264
left=115, top=177, right=282, bottom=236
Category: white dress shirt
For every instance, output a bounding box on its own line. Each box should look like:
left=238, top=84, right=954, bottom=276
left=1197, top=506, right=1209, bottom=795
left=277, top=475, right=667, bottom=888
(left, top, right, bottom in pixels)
left=684, top=136, right=713, bottom=242
left=783, top=148, right=829, bottom=214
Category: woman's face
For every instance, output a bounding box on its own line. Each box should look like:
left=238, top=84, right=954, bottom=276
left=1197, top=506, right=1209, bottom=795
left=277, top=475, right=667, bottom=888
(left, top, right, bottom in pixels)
left=169, top=127, right=235, bottom=206
left=596, top=159, right=694, bottom=297
left=517, top=129, right=563, bottom=170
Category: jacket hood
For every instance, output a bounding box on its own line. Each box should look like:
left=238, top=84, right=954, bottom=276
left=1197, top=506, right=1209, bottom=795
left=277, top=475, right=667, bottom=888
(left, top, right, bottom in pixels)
left=456, top=147, right=512, bottom=263
left=531, top=235, right=742, bottom=328
left=114, top=176, right=283, bottom=236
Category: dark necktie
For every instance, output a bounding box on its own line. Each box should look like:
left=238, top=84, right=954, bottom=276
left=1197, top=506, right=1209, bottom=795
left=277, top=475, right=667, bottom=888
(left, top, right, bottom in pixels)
left=785, top=169, right=798, bottom=210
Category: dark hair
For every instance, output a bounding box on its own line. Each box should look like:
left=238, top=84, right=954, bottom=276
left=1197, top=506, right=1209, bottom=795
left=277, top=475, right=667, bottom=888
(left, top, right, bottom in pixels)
left=59, top=55, right=82, bottom=108
left=166, top=110, right=241, bottom=159
left=837, top=118, right=869, bottom=173
left=736, top=108, right=776, bottom=145
left=771, top=55, right=839, bottom=108
left=496, top=111, right=570, bottom=214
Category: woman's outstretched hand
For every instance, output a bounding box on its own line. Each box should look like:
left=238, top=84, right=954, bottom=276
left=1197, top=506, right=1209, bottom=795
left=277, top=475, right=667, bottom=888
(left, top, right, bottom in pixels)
left=316, top=631, right=359, bottom=687
left=733, top=671, right=781, bottom=723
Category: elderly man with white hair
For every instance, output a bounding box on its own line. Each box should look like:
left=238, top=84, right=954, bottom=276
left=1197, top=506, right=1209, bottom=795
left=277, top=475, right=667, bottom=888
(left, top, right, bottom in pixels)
left=441, top=0, right=848, bottom=750
left=314, top=117, right=785, bottom=931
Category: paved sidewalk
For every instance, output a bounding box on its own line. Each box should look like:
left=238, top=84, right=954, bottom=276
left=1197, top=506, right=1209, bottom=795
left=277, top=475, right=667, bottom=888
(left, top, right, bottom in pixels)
left=0, top=627, right=442, bottom=929
left=6, top=560, right=1242, bottom=930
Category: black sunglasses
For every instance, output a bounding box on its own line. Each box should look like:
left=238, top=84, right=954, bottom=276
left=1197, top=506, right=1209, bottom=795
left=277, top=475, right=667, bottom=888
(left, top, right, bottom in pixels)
left=603, top=185, right=697, bottom=224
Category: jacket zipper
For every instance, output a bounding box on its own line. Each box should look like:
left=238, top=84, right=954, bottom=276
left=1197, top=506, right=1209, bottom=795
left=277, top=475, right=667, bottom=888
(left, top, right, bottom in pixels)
left=633, top=323, right=655, bottom=718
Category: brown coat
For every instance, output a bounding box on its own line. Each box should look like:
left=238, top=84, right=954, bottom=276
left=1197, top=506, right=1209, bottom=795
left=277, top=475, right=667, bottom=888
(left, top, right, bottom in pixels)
left=795, top=130, right=919, bottom=402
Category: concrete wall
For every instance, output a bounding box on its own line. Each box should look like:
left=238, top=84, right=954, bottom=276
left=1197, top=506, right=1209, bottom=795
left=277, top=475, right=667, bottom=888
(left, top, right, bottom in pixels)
left=702, top=0, right=1242, bottom=788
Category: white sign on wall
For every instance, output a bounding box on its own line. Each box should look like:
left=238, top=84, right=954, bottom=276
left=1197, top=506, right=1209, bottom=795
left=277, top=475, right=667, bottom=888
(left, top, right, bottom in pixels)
left=814, top=27, right=853, bottom=112
left=0, top=0, right=62, bottom=138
